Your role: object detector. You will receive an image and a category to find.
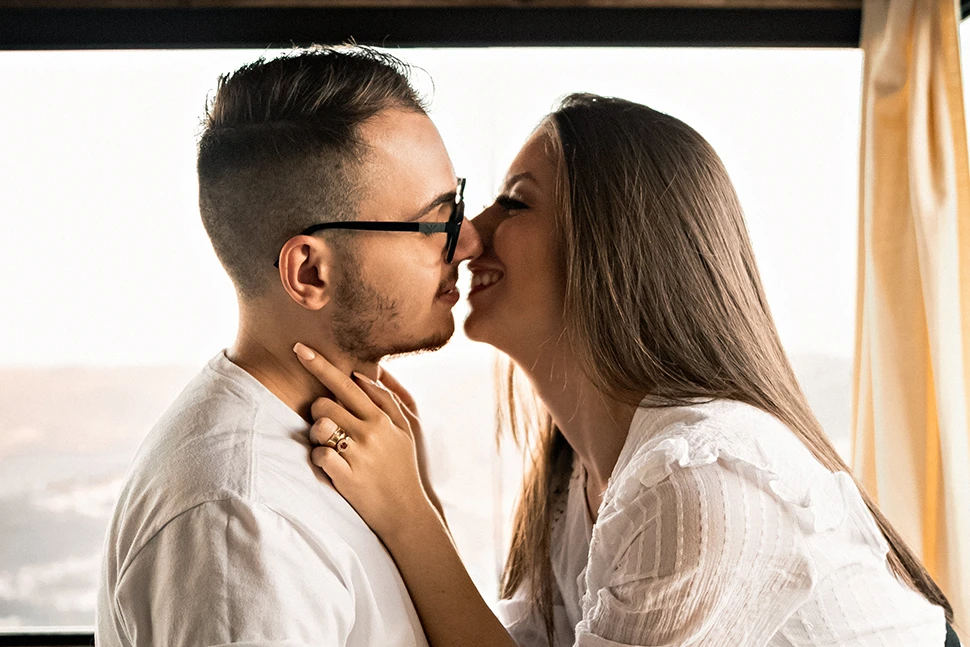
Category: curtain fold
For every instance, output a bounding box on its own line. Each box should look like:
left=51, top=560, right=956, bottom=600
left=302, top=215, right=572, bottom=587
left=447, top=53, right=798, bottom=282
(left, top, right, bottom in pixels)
left=855, top=0, right=970, bottom=630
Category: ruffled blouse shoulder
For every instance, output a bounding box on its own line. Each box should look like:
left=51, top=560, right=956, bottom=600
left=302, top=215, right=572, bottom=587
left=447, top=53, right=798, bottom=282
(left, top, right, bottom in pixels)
left=601, top=399, right=882, bottom=541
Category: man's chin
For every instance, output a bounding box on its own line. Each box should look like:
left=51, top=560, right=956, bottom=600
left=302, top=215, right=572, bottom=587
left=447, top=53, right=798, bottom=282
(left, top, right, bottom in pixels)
left=406, top=327, right=454, bottom=353
left=362, top=325, right=455, bottom=363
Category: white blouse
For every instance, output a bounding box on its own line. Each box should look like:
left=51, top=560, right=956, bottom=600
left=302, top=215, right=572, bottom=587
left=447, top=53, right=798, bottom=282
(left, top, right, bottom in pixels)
left=497, top=399, right=946, bottom=647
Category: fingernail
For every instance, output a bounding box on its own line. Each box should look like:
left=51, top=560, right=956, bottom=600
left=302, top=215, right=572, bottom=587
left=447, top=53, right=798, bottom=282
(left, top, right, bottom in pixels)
left=352, top=371, right=378, bottom=386
left=293, top=343, right=315, bottom=361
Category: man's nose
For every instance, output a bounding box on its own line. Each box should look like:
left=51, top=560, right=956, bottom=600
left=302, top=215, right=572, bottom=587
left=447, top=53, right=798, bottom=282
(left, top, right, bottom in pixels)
left=453, top=215, right=483, bottom=262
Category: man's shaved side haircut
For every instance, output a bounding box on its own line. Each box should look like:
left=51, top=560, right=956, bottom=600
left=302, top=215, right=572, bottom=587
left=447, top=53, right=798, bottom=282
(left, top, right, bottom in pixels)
left=197, top=46, right=427, bottom=299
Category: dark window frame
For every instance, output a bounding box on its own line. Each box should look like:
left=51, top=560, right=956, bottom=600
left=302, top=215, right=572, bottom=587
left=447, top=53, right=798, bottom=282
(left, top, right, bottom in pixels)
left=1, top=6, right=862, bottom=49
left=0, top=633, right=94, bottom=646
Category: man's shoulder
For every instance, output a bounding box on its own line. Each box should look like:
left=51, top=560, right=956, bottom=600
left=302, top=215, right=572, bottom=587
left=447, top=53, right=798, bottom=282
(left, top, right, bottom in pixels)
left=148, top=351, right=263, bottom=441
left=107, top=354, right=295, bottom=542
left=99, top=493, right=427, bottom=647
left=133, top=356, right=261, bottom=487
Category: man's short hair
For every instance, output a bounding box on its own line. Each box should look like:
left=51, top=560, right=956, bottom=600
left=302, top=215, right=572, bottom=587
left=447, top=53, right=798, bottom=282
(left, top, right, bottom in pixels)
left=197, top=45, right=427, bottom=299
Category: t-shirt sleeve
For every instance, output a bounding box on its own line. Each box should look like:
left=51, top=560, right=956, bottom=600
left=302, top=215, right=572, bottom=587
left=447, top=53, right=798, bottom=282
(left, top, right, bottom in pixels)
left=112, top=498, right=355, bottom=647
left=575, top=460, right=814, bottom=647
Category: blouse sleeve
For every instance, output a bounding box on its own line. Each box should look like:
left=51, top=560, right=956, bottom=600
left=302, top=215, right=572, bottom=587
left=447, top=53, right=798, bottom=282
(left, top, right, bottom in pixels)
left=497, top=579, right=575, bottom=647
left=575, top=459, right=816, bottom=647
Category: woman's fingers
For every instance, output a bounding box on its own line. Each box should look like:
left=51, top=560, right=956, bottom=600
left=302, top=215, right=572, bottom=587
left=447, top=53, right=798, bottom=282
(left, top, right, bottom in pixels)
left=311, top=445, right=353, bottom=483
left=309, top=398, right=364, bottom=437
left=294, top=342, right=377, bottom=420
left=376, top=368, right=418, bottom=414
left=308, top=409, right=360, bottom=447
left=353, top=374, right=410, bottom=433
left=374, top=368, right=420, bottom=435
left=295, top=342, right=412, bottom=444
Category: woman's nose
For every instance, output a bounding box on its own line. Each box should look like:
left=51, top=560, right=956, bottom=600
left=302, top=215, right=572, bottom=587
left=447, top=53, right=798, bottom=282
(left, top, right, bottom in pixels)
left=469, top=205, right=499, bottom=244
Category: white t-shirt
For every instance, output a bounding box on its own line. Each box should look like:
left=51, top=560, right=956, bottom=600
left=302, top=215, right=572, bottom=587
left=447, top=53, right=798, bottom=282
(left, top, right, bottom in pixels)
left=96, top=351, right=428, bottom=647
left=498, top=399, right=946, bottom=647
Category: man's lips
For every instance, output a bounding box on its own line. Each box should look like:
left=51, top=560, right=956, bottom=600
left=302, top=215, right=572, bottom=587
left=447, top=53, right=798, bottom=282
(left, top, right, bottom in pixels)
left=437, top=283, right=460, bottom=304
left=437, top=283, right=458, bottom=297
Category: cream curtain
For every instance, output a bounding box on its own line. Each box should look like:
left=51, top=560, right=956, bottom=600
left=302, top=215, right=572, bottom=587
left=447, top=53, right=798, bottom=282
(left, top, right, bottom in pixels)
left=854, top=0, right=970, bottom=630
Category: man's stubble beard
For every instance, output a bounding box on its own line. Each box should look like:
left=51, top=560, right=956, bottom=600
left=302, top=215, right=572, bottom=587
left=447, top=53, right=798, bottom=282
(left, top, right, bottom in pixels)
left=331, top=264, right=455, bottom=365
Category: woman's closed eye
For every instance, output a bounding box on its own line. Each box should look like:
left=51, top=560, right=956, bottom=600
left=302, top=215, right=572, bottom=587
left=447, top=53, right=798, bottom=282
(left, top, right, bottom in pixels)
left=496, top=195, right=528, bottom=212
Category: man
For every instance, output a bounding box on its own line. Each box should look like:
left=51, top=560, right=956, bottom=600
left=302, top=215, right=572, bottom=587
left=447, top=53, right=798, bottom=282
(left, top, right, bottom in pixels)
left=96, top=46, right=481, bottom=647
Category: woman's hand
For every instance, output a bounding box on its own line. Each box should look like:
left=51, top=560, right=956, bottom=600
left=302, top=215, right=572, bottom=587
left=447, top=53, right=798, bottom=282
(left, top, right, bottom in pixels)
left=293, top=342, right=439, bottom=541
left=376, top=367, right=447, bottom=520
left=295, top=342, right=516, bottom=647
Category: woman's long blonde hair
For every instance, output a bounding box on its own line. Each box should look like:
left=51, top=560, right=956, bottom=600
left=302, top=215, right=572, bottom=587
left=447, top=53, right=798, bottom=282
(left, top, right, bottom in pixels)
left=498, top=94, right=952, bottom=643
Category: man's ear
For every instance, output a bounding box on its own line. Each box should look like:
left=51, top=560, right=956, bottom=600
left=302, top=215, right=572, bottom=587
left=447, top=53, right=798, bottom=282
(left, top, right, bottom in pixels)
left=278, top=235, right=333, bottom=310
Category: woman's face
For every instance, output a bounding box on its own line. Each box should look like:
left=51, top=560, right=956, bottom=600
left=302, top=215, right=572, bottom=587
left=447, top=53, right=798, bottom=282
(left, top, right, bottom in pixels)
left=464, top=129, right=566, bottom=361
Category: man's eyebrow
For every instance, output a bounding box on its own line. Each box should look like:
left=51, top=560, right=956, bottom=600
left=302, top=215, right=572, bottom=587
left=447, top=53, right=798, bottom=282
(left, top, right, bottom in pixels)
left=501, top=172, right=537, bottom=193
left=407, top=189, right=458, bottom=221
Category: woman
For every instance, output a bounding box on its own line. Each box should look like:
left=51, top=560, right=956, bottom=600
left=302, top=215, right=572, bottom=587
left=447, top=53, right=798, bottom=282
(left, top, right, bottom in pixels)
left=293, top=94, right=955, bottom=646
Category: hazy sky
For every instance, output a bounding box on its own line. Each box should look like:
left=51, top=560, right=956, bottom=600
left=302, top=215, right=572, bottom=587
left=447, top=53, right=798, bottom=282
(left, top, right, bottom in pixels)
left=0, top=45, right=877, bottom=367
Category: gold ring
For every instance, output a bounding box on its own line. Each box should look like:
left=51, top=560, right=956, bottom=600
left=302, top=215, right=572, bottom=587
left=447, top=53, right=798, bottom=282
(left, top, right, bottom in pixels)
left=324, top=428, right=351, bottom=454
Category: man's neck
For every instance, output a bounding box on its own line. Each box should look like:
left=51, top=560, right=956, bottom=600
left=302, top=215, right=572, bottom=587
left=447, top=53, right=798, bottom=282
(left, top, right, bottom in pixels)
left=227, top=325, right=378, bottom=424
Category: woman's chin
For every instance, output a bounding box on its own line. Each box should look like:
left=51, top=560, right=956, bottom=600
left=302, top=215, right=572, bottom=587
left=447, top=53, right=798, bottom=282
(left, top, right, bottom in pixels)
left=462, top=310, right=486, bottom=342
left=463, top=310, right=501, bottom=348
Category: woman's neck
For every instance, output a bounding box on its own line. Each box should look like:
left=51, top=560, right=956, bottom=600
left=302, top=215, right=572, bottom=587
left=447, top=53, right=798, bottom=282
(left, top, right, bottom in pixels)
left=518, top=350, right=638, bottom=496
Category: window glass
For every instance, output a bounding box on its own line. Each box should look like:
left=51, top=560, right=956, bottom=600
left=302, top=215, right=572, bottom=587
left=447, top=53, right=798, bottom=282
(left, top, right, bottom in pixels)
left=0, top=46, right=862, bottom=629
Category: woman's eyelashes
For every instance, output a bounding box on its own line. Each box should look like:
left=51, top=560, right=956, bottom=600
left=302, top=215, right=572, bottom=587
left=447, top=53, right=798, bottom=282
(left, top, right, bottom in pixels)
left=496, top=195, right=528, bottom=212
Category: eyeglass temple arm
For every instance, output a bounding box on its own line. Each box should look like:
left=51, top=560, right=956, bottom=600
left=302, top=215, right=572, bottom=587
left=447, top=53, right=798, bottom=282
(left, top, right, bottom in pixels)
left=301, top=221, right=452, bottom=235
left=273, top=221, right=454, bottom=267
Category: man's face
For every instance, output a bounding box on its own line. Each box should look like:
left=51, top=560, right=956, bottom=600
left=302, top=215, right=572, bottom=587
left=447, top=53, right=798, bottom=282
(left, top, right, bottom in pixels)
left=329, top=109, right=481, bottom=363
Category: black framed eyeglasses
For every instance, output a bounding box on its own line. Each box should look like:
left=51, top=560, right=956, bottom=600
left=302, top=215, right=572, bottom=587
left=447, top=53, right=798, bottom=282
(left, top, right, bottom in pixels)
left=275, top=178, right=466, bottom=267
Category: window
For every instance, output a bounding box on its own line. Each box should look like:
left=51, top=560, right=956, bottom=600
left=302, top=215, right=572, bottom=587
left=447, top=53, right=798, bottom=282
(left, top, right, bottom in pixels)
left=0, top=46, right=863, bottom=630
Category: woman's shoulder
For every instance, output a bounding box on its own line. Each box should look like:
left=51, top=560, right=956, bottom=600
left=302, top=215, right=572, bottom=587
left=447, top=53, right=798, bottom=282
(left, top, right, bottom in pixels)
left=614, top=399, right=814, bottom=486
left=602, top=398, right=855, bottom=536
